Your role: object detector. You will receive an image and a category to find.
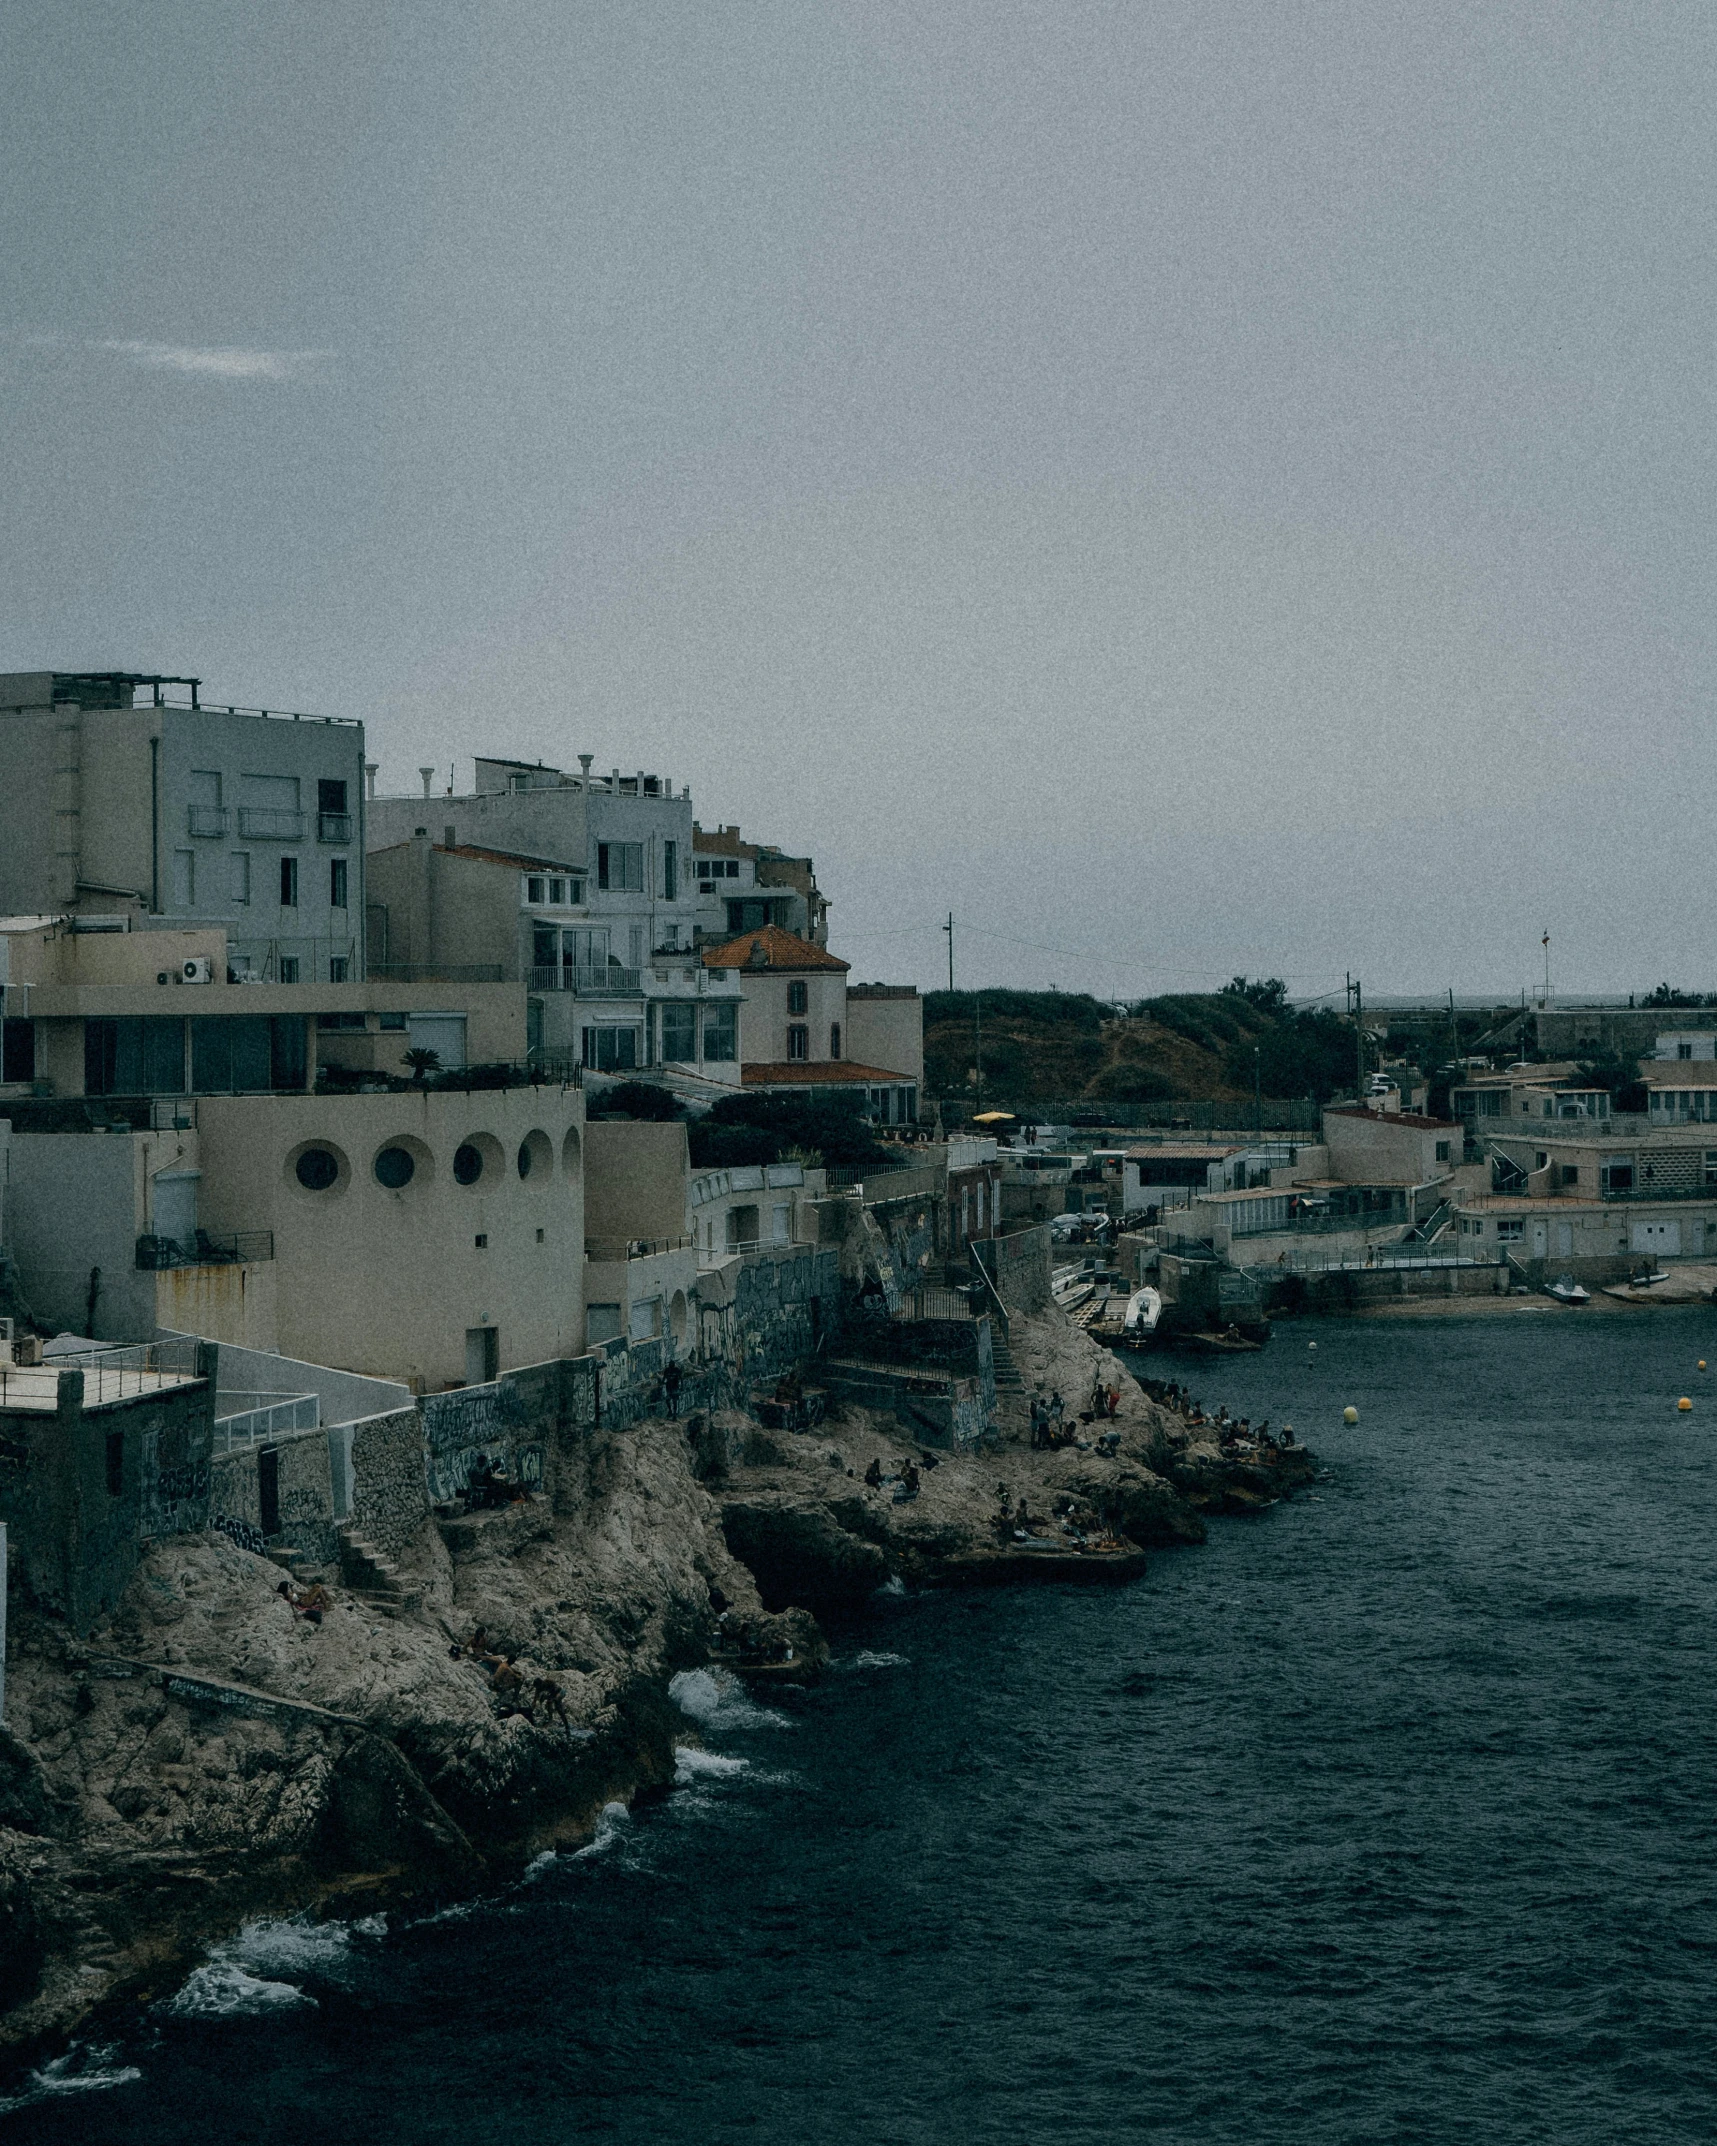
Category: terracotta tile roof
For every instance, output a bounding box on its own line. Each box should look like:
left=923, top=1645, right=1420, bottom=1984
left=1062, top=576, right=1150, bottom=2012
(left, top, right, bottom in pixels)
left=741, top=1061, right=912, bottom=1086
left=369, top=838, right=583, bottom=874
left=702, top=924, right=848, bottom=973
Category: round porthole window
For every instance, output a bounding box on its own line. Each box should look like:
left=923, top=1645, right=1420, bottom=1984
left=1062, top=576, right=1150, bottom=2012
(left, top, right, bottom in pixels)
left=517, top=1139, right=533, bottom=1180
left=374, top=1145, right=416, bottom=1190
left=454, top=1142, right=484, bottom=1186
left=295, top=1147, right=340, bottom=1192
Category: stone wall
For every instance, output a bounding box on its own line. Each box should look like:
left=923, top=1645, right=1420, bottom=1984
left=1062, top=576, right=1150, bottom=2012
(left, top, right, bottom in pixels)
left=347, top=1407, right=429, bottom=1561
left=973, top=1224, right=1053, bottom=1312
left=209, top=1425, right=338, bottom=1568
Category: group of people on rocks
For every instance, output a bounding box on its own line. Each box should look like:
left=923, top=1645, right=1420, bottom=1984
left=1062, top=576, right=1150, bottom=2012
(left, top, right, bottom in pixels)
left=990, top=1483, right=1119, bottom=1553
left=1028, top=1379, right=1122, bottom=1451
left=450, top=1625, right=572, bottom=1725
left=864, top=1452, right=932, bottom=1501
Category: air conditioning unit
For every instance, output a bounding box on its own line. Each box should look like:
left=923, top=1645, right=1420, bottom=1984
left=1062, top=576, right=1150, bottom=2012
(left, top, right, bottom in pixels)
left=181, top=957, right=214, bottom=985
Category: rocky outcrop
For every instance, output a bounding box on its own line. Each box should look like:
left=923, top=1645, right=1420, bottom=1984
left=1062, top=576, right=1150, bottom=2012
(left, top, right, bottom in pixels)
left=0, top=1306, right=1311, bottom=2076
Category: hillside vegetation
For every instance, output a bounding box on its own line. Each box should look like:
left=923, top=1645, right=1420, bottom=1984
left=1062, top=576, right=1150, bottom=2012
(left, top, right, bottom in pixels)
left=924, top=980, right=1361, bottom=1109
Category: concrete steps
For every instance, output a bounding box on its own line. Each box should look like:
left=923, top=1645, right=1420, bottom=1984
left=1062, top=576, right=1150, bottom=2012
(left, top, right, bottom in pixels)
left=989, top=1329, right=1025, bottom=1394
left=337, top=1525, right=420, bottom=1612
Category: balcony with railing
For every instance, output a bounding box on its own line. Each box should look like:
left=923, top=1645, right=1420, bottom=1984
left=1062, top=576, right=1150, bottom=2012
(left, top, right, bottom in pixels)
left=136, top=1230, right=275, bottom=1270
left=186, top=805, right=230, bottom=838
left=317, top=811, right=353, bottom=843
left=237, top=807, right=306, bottom=840
left=527, top=964, right=643, bottom=996
left=585, top=1234, right=696, bottom=1263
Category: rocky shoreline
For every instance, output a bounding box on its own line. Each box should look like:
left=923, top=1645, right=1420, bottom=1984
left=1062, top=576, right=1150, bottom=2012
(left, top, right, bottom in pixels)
left=0, top=1309, right=1314, bottom=2079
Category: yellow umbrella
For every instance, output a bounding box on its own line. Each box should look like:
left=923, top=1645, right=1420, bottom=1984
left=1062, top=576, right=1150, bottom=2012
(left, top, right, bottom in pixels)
left=972, top=1110, right=1017, bottom=1124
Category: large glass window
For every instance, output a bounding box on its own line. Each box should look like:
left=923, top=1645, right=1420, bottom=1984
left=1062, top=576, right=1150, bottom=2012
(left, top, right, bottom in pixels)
left=84, top=1017, right=185, bottom=1096
left=280, top=856, right=299, bottom=907
left=703, top=1003, right=737, bottom=1062
left=582, top=1025, right=640, bottom=1072
left=597, top=842, right=643, bottom=891
left=3, top=1018, right=34, bottom=1083
left=329, top=858, right=349, bottom=908
left=787, top=1024, right=809, bottom=1060
left=663, top=840, right=678, bottom=901
left=190, top=1015, right=306, bottom=1093
left=787, top=980, right=808, bottom=1015
left=660, top=1002, right=697, bottom=1060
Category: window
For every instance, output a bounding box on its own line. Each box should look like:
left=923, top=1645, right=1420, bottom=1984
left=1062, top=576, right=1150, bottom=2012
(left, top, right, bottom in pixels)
left=702, top=1003, right=737, bottom=1062
left=830, top=1022, right=842, bottom=1060
left=229, top=853, right=250, bottom=904
left=296, top=1148, right=339, bottom=1191
left=318, top=779, right=348, bottom=814
left=661, top=1002, right=697, bottom=1060
left=549, top=877, right=566, bottom=904
left=527, top=876, right=546, bottom=904
left=1680, top=1043, right=1694, bottom=1059
left=173, top=849, right=195, bottom=908
left=568, top=878, right=584, bottom=903
left=1601, top=1160, right=1634, bottom=1194
left=329, top=858, right=349, bottom=908
left=1706, top=1151, right=1717, bottom=1188
left=787, top=980, right=808, bottom=1015
left=2, top=1017, right=34, bottom=1083
left=374, top=1146, right=415, bottom=1189
left=1495, top=1218, right=1523, bottom=1242
left=581, top=1025, right=640, bottom=1072
left=1561, top=1164, right=1579, bottom=1185
left=663, top=840, right=678, bottom=901
left=280, top=856, right=299, bottom=907
left=1434, top=1140, right=1449, bottom=1162
left=379, top=1011, right=408, bottom=1031
left=597, top=842, right=643, bottom=891
left=317, top=1012, right=366, bottom=1031
left=454, top=1143, right=484, bottom=1185
left=192, top=1014, right=306, bottom=1092
left=278, top=957, right=300, bottom=983
left=328, top=957, right=349, bottom=983
left=787, top=1024, right=809, bottom=1060
left=84, top=1017, right=186, bottom=1096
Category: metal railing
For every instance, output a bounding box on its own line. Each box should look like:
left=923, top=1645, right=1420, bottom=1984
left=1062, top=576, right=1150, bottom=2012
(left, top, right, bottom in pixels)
left=153, top=693, right=360, bottom=728
left=213, top=1392, right=319, bottom=1451
left=584, top=1234, right=696, bottom=1262
left=0, top=1336, right=203, bottom=1412
left=236, top=807, right=305, bottom=840
left=316, top=811, right=353, bottom=843
left=136, top=1230, right=275, bottom=1270
left=186, top=806, right=229, bottom=837
left=368, top=962, right=505, bottom=983
left=526, top=964, right=643, bottom=996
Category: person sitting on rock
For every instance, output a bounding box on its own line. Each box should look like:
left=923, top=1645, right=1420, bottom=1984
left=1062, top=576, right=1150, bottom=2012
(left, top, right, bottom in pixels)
left=894, top=1461, right=920, bottom=1501
left=865, top=1457, right=885, bottom=1488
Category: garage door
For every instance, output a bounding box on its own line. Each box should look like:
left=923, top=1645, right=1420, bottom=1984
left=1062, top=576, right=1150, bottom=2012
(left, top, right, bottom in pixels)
left=1631, top=1219, right=1681, bottom=1255
left=408, top=1012, right=468, bottom=1069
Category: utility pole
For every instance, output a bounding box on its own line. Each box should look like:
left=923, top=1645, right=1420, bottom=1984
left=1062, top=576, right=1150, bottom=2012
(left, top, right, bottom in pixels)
left=1542, top=930, right=1551, bottom=1010
left=943, top=912, right=955, bottom=994
left=1254, top=1045, right=1262, bottom=1145
left=1354, top=977, right=1365, bottom=1100
left=975, top=989, right=984, bottom=1114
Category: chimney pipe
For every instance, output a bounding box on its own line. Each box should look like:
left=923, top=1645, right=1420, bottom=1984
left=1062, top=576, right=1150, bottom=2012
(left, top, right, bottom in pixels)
left=419, top=766, right=435, bottom=799
left=364, top=761, right=378, bottom=800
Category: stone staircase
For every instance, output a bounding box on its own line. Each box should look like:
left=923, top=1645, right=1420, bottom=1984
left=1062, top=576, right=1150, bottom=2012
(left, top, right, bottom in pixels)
left=337, top=1524, right=418, bottom=1612
left=989, top=1325, right=1025, bottom=1396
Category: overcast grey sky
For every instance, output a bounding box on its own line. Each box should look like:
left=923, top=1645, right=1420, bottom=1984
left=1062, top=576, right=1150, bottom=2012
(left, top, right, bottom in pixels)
left=3, top=3, right=1712, bottom=1001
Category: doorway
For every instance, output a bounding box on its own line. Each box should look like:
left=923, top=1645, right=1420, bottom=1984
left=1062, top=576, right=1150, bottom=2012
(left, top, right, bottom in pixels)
left=258, top=1447, right=280, bottom=1537
left=466, top=1326, right=499, bottom=1386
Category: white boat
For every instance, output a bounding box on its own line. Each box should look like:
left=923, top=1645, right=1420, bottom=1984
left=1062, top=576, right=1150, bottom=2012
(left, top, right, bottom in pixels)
left=1121, top=1286, right=1162, bottom=1341
left=1546, top=1275, right=1589, bottom=1305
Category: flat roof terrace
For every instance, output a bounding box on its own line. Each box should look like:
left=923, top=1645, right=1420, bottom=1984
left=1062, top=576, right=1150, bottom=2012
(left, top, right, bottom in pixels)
left=0, top=1341, right=204, bottom=1413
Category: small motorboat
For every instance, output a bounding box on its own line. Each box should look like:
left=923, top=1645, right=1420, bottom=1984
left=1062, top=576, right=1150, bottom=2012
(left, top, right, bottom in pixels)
left=1119, top=1286, right=1162, bottom=1345
left=1546, top=1275, right=1590, bottom=1306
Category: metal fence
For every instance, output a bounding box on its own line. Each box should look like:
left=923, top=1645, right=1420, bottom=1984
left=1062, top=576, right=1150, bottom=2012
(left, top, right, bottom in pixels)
left=584, top=1234, right=696, bottom=1262
left=0, top=1336, right=203, bottom=1412
left=369, top=962, right=506, bottom=984
left=526, top=964, right=643, bottom=996
left=136, top=1230, right=275, bottom=1270
left=212, top=1393, right=320, bottom=1451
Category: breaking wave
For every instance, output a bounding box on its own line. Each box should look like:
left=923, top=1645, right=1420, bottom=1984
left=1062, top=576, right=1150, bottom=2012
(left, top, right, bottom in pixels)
left=673, top=1746, right=750, bottom=1786
left=0, top=2043, right=141, bottom=2114
left=165, top=1963, right=317, bottom=2019
left=669, top=1666, right=789, bottom=1731
left=574, top=1802, right=633, bottom=1859
left=849, top=1651, right=909, bottom=1669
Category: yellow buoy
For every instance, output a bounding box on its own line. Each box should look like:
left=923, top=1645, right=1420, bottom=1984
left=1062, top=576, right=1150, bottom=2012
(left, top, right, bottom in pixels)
left=1679, top=1397, right=1693, bottom=1412
left=1343, top=1405, right=1358, bottom=1425
left=1700, top=1361, right=1708, bottom=1371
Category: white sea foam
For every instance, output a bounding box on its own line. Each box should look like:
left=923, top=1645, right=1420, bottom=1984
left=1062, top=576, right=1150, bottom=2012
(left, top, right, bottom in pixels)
left=876, top=1575, right=908, bottom=1597
left=220, top=1913, right=353, bottom=1980
left=574, top=1800, right=633, bottom=1858
left=521, top=1848, right=560, bottom=1882
left=849, top=1650, right=909, bottom=1669
left=165, top=1962, right=317, bottom=2019
left=669, top=1666, right=789, bottom=1731
left=0, top=2043, right=142, bottom=2113
left=673, top=1745, right=750, bottom=1786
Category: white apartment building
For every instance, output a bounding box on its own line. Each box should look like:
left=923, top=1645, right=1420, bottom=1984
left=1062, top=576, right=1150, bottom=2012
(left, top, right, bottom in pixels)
left=0, top=670, right=367, bottom=984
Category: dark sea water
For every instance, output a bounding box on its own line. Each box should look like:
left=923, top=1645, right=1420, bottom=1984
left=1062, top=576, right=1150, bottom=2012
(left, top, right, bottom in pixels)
left=9, top=1308, right=1717, bottom=2144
